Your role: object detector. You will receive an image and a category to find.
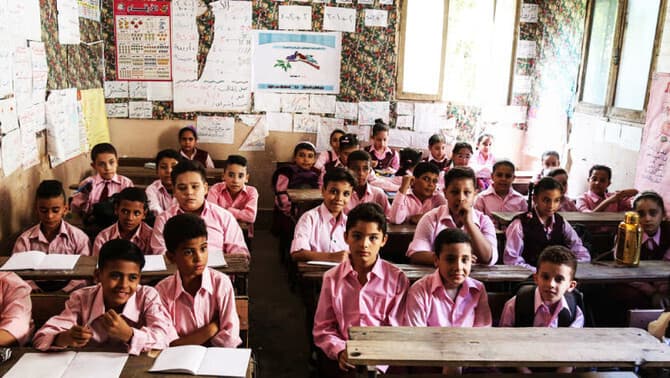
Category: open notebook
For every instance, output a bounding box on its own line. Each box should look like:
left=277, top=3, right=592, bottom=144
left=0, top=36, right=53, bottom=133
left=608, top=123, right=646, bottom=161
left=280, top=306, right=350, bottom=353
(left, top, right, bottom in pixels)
left=141, top=255, right=167, bottom=272
left=207, top=250, right=227, bottom=268
left=3, top=351, right=128, bottom=378
left=149, top=345, right=250, bottom=377
left=0, top=251, right=79, bottom=270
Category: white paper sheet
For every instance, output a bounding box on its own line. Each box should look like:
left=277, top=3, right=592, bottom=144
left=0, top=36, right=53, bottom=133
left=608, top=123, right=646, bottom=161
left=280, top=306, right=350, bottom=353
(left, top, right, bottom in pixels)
left=309, top=94, right=336, bottom=114
left=619, top=125, right=642, bottom=151
left=335, top=101, right=357, bottom=120
left=238, top=114, right=262, bottom=128
left=0, top=49, right=13, bottom=98
left=604, top=123, right=621, bottom=144
left=395, top=115, right=413, bottom=129
left=3, top=352, right=76, bottom=378
left=57, top=0, right=81, bottom=44
left=128, top=101, right=153, bottom=119
left=147, top=82, right=173, bottom=101
left=336, top=0, right=352, bottom=4
left=364, top=9, right=388, bottom=27
left=266, top=112, right=293, bottom=132
left=395, top=101, right=413, bottom=116
left=30, top=41, right=48, bottom=104
left=413, top=102, right=448, bottom=132
left=379, top=0, right=394, bottom=4
left=104, top=81, right=129, bottom=99
left=21, top=127, right=39, bottom=169
left=13, top=46, right=32, bottom=115
left=513, top=75, right=531, bottom=94
left=1, top=127, right=21, bottom=176
left=0, top=97, right=19, bottom=134
left=358, top=101, right=389, bottom=125
left=323, top=6, right=356, bottom=33
left=23, top=0, right=43, bottom=41
left=197, top=116, right=234, bottom=144
left=239, top=115, right=268, bottom=151
left=207, top=250, right=227, bottom=268
left=128, top=82, right=147, bottom=99
left=517, top=40, right=537, bottom=59
left=281, top=93, right=310, bottom=112
left=142, top=255, right=167, bottom=272
left=278, top=5, right=313, bottom=30
left=411, top=131, right=434, bottom=150
left=316, top=118, right=346, bottom=151
left=293, top=113, right=320, bottom=133
left=0, top=251, right=79, bottom=270
left=198, top=348, right=251, bottom=377
left=348, top=125, right=370, bottom=142
left=46, top=88, right=81, bottom=167
left=62, top=352, right=128, bottom=378
left=520, top=3, right=538, bottom=23
left=253, top=92, right=281, bottom=112
left=388, top=128, right=413, bottom=148
left=105, top=103, right=129, bottom=118
left=78, top=0, right=100, bottom=21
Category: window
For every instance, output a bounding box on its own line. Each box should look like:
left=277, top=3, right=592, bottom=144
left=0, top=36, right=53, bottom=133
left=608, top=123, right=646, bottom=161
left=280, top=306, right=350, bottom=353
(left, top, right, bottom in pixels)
left=397, top=0, right=518, bottom=107
left=577, top=0, right=665, bottom=122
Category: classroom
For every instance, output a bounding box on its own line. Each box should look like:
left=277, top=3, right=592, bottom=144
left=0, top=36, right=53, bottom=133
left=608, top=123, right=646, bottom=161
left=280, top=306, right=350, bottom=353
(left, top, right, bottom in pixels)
left=0, top=0, right=669, bottom=377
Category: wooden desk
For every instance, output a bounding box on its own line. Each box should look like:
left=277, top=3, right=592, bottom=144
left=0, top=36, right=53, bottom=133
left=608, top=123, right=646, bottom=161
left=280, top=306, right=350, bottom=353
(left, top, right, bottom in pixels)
left=492, top=211, right=624, bottom=229
left=576, top=260, right=670, bottom=284
left=286, top=189, right=397, bottom=218
left=346, top=327, right=670, bottom=371
left=117, top=166, right=224, bottom=186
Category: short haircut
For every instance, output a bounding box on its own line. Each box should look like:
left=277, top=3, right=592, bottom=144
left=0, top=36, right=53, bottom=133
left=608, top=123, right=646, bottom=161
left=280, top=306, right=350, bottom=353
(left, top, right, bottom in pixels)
left=115, top=187, right=148, bottom=210
left=634, top=191, right=666, bottom=215
left=155, top=149, right=182, bottom=166
left=444, top=166, right=476, bottom=188
left=179, top=126, right=197, bottom=139
left=413, top=161, right=440, bottom=179
left=492, top=159, right=515, bottom=173
left=434, top=228, right=472, bottom=257
left=36, top=180, right=66, bottom=201
left=542, top=150, right=560, bottom=161
left=477, top=133, right=493, bottom=145
left=225, top=154, right=248, bottom=169
left=547, top=168, right=568, bottom=178
left=293, top=142, right=316, bottom=156
left=534, top=177, right=563, bottom=195
left=330, top=129, right=346, bottom=139
left=171, top=159, right=207, bottom=184
left=537, top=245, right=577, bottom=279
left=346, top=203, right=387, bottom=235
left=397, top=148, right=423, bottom=176
left=323, top=167, right=356, bottom=189
left=339, top=133, right=359, bottom=149
left=452, top=142, right=473, bottom=155
left=164, top=213, right=208, bottom=253
left=428, top=133, right=446, bottom=146
left=371, top=119, right=389, bottom=136
left=347, top=150, right=371, bottom=167
left=91, top=143, right=117, bottom=162
left=98, top=239, right=145, bottom=270
left=589, top=164, right=612, bottom=181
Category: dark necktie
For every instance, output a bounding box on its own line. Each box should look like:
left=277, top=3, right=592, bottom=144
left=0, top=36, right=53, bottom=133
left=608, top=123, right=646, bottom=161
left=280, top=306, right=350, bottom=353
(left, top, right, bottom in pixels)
left=99, top=181, right=110, bottom=202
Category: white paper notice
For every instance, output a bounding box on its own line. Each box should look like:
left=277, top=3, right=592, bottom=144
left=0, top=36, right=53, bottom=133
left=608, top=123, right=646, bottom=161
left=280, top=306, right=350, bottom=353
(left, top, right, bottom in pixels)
left=349, top=125, right=370, bottom=142
left=128, top=82, right=147, bottom=99
left=57, top=0, right=81, bottom=44
left=323, top=6, right=356, bottom=33
left=316, top=118, right=346, bottom=151
left=335, top=101, right=357, bottom=120
left=104, top=81, right=129, bottom=99
left=21, top=127, right=39, bottom=169
left=253, top=92, right=281, bottom=112
left=396, top=101, right=414, bottom=116
left=0, top=49, right=13, bottom=98
left=336, top=0, right=352, bottom=4
left=388, top=128, right=413, bottom=148
left=196, top=116, right=234, bottom=144
left=147, top=82, right=173, bottom=101
left=520, top=3, right=538, bottom=23
left=413, top=102, right=448, bottom=132
left=364, top=9, right=388, bottom=27
left=396, top=115, right=413, bottom=129
left=128, top=101, right=153, bottom=119
left=278, top=5, right=312, bottom=30
left=281, top=93, right=310, bottom=113
left=619, top=125, right=642, bottom=151
left=412, top=132, right=434, bottom=150
left=12, top=47, right=32, bottom=116
left=517, top=40, right=537, bottom=59
left=171, top=0, right=199, bottom=82
left=78, top=0, right=100, bottom=21
left=358, top=0, right=373, bottom=4
left=513, top=75, right=531, bottom=94
left=30, top=42, right=48, bottom=104
left=21, top=102, right=46, bottom=133
left=239, top=115, right=268, bottom=151
left=309, top=94, right=336, bottom=114
left=0, top=97, right=19, bottom=134
left=1, top=128, right=21, bottom=176
left=46, top=89, right=82, bottom=167
left=23, top=0, right=43, bottom=41
left=293, top=113, right=320, bottom=133
left=379, top=0, right=394, bottom=4
left=604, top=123, right=621, bottom=144
left=358, top=101, right=389, bottom=125
left=105, top=103, right=128, bottom=118
left=266, top=112, right=293, bottom=132
left=238, top=114, right=262, bottom=128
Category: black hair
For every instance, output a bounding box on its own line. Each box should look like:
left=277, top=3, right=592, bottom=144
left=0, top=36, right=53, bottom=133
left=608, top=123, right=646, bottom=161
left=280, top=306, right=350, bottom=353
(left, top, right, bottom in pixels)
left=330, top=129, right=346, bottom=139
left=434, top=228, right=472, bottom=257
left=36, top=180, right=66, bottom=201
left=346, top=203, right=387, bottom=235
left=492, top=159, right=515, bottom=173
left=179, top=126, right=198, bottom=140
left=537, top=245, right=577, bottom=279
left=428, top=133, right=446, bottom=146
left=452, top=142, right=473, bottom=155
left=347, top=150, right=371, bottom=167
left=589, top=164, right=612, bottom=181
left=171, top=159, right=207, bottom=185
left=371, top=119, right=389, bottom=136
left=547, top=168, right=568, bottom=178
left=339, top=133, right=360, bottom=149
left=164, top=213, right=208, bottom=253
left=225, top=154, right=248, bottom=169
left=444, top=166, right=476, bottom=189
left=323, top=167, right=356, bottom=189
left=541, top=150, right=560, bottom=162
left=528, top=177, right=563, bottom=210
left=155, top=149, right=182, bottom=167
left=115, top=187, right=148, bottom=213
left=634, top=191, right=666, bottom=215
left=293, top=142, right=316, bottom=156
left=476, top=133, right=493, bottom=147
left=396, top=148, right=423, bottom=176
left=98, top=239, right=145, bottom=270
left=413, top=162, right=440, bottom=179
left=91, top=143, right=118, bottom=162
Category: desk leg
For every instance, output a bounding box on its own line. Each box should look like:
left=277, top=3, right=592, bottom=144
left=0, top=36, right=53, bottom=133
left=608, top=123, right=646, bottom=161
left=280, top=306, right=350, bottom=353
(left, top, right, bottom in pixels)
left=355, top=365, right=377, bottom=378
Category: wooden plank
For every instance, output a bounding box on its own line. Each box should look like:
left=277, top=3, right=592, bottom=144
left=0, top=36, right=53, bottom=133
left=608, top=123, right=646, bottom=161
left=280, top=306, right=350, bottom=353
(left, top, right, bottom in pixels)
left=492, top=211, right=624, bottom=228
left=117, top=166, right=224, bottom=186
left=576, top=260, right=670, bottom=283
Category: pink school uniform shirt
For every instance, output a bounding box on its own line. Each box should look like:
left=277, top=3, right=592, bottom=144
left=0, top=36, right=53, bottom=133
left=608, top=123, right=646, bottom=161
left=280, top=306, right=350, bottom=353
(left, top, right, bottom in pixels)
left=471, top=151, right=495, bottom=179
left=345, top=185, right=390, bottom=217
left=180, top=148, right=214, bottom=168
left=207, top=183, right=258, bottom=237
left=576, top=190, right=633, bottom=212
left=499, top=287, right=584, bottom=327
left=145, top=179, right=175, bottom=216
left=643, top=229, right=670, bottom=260
left=474, top=186, right=527, bottom=221
left=156, top=267, right=241, bottom=348
left=368, top=146, right=400, bottom=171
left=313, top=257, right=409, bottom=361
left=406, top=272, right=491, bottom=327
left=368, top=173, right=402, bottom=193
left=388, top=191, right=447, bottom=225
left=503, top=214, right=591, bottom=272
left=315, top=150, right=340, bottom=171
left=93, top=222, right=153, bottom=256
left=406, top=205, right=498, bottom=265
left=33, top=284, right=177, bottom=355
left=290, top=204, right=347, bottom=254
left=70, top=174, right=134, bottom=215
left=150, top=201, right=249, bottom=256
left=559, top=195, right=578, bottom=212
left=0, top=272, right=33, bottom=346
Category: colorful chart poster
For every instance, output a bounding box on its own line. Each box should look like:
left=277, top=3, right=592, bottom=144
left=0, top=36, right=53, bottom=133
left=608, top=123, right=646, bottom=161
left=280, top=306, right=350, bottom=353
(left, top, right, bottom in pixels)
left=114, top=0, right=171, bottom=81
left=252, top=30, right=341, bottom=94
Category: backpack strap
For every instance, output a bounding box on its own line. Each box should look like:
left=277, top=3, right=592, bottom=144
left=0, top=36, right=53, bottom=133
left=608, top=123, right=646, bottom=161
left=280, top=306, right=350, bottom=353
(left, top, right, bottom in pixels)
left=557, top=290, right=581, bottom=327
left=514, top=284, right=536, bottom=327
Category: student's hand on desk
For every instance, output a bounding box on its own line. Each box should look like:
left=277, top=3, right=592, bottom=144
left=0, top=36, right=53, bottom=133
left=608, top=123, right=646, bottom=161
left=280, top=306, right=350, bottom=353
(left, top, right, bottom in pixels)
left=58, top=325, right=93, bottom=348
left=102, top=309, right=133, bottom=343
left=337, top=350, right=355, bottom=371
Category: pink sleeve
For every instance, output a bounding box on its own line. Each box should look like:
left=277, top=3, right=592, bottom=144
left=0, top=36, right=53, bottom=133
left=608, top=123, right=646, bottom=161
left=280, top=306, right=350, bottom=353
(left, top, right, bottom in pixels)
left=314, top=150, right=330, bottom=171
left=388, top=192, right=410, bottom=225
left=503, top=219, right=536, bottom=272
left=12, top=233, right=29, bottom=253
left=406, top=213, right=436, bottom=257
left=563, top=221, right=591, bottom=262
left=275, top=175, right=292, bottom=216
left=374, top=191, right=391, bottom=218
left=498, top=297, right=516, bottom=327
left=368, top=174, right=401, bottom=193
left=386, top=272, right=409, bottom=326
left=73, top=230, right=91, bottom=256
left=33, top=291, right=84, bottom=351
left=404, top=282, right=428, bottom=327
left=150, top=213, right=168, bottom=255
left=290, top=212, right=315, bottom=254
left=390, top=150, right=400, bottom=171
left=222, top=214, right=250, bottom=257
left=478, top=213, right=498, bottom=266
left=312, top=274, right=346, bottom=360
left=0, top=273, right=33, bottom=345
left=210, top=277, right=242, bottom=348
left=146, top=183, right=162, bottom=215
left=473, top=289, right=492, bottom=327
left=474, top=195, right=486, bottom=214
left=570, top=305, right=585, bottom=328
left=575, top=193, right=593, bottom=212
left=93, top=234, right=105, bottom=257
left=127, top=288, right=178, bottom=355
left=228, top=187, right=258, bottom=224
left=206, top=185, right=221, bottom=206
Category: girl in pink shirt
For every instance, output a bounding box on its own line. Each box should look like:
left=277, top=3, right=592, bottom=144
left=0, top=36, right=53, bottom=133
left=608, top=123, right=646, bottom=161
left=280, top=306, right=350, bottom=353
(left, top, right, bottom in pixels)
left=315, top=129, right=345, bottom=171
left=364, top=119, right=399, bottom=173
left=546, top=168, right=578, bottom=212
left=535, top=150, right=561, bottom=182
left=368, top=147, right=422, bottom=193
left=472, top=133, right=495, bottom=190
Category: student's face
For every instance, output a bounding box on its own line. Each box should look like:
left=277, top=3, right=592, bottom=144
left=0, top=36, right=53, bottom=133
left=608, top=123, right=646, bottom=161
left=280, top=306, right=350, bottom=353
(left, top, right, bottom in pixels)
left=349, top=160, right=371, bottom=187
left=223, top=163, right=248, bottom=194
left=430, top=142, right=447, bottom=161
left=636, top=198, right=664, bottom=236
left=321, top=181, right=352, bottom=215
left=345, top=220, right=387, bottom=269
left=173, top=171, right=208, bottom=212
left=157, top=157, right=179, bottom=190
left=534, top=189, right=562, bottom=219
left=96, top=260, right=141, bottom=311
left=92, top=152, right=118, bottom=180
left=444, top=178, right=475, bottom=216
left=534, top=262, right=576, bottom=306
left=168, top=236, right=208, bottom=279
left=115, top=200, right=146, bottom=233
left=339, top=146, right=358, bottom=167
left=435, top=242, right=472, bottom=289
left=412, top=172, right=439, bottom=199
left=588, top=169, right=611, bottom=196
left=478, top=137, right=493, bottom=154
left=37, top=196, right=67, bottom=231
left=330, top=132, right=344, bottom=152
left=491, top=165, right=515, bottom=194
left=372, top=131, right=388, bottom=150
left=542, top=155, right=560, bottom=171
left=180, top=130, right=197, bottom=153
left=552, top=173, right=569, bottom=194
left=294, top=149, right=316, bottom=171
left=452, top=148, right=472, bottom=167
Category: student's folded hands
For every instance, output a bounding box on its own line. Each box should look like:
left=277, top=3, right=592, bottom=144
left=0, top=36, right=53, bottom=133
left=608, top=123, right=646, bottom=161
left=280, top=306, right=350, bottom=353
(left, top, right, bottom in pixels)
left=101, top=309, right=133, bottom=343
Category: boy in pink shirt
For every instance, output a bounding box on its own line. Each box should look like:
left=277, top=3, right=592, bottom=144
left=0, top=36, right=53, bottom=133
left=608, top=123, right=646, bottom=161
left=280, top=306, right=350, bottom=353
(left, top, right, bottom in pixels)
left=151, top=160, right=249, bottom=257
left=474, top=160, right=526, bottom=226
left=0, top=272, right=33, bottom=346
left=546, top=168, right=578, bottom=212
left=14, top=180, right=90, bottom=292
left=388, top=162, right=446, bottom=225
left=576, top=164, right=637, bottom=212
left=500, top=246, right=584, bottom=373
left=93, top=188, right=153, bottom=255
left=33, top=239, right=177, bottom=355
left=313, top=203, right=408, bottom=376
left=291, top=168, right=355, bottom=263
left=207, top=154, right=258, bottom=237
left=345, top=150, right=390, bottom=217
left=146, top=149, right=182, bottom=216
left=156, top=213, right=241, bottom=347
left=407, top=167, right=498, bottom=266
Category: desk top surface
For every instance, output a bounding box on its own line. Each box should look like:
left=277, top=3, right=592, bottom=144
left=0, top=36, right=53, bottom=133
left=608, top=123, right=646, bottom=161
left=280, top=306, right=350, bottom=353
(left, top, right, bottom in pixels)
left=286, top=188, right=396, bottom=202
left=346, top=327, right=670, bottom=368
left=492, top=211, right=624, bottom=226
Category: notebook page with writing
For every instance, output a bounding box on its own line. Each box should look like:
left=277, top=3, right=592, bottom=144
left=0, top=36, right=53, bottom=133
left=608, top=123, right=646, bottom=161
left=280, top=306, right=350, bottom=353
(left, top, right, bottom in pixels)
left=306, top=261, right=339, bottom=267
left=61, top=352, right=128, bottom=378
left=38, top=254, right=80, bottom=270
left=149, top=345, right=207, bottom=374
left=207, top=250, right=227, bottom=268
left=3, top=351, right=76, bottom=378
left=0, top=251, right=46, bottom=270
left=198, top=348, right=251, bottom=377
left=142, top=255, right=167, bottom=272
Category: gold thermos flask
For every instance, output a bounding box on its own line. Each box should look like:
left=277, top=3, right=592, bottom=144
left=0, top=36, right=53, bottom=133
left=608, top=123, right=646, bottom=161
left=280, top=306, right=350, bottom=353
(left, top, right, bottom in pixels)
left=614, top=211, right=642, bottom=266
